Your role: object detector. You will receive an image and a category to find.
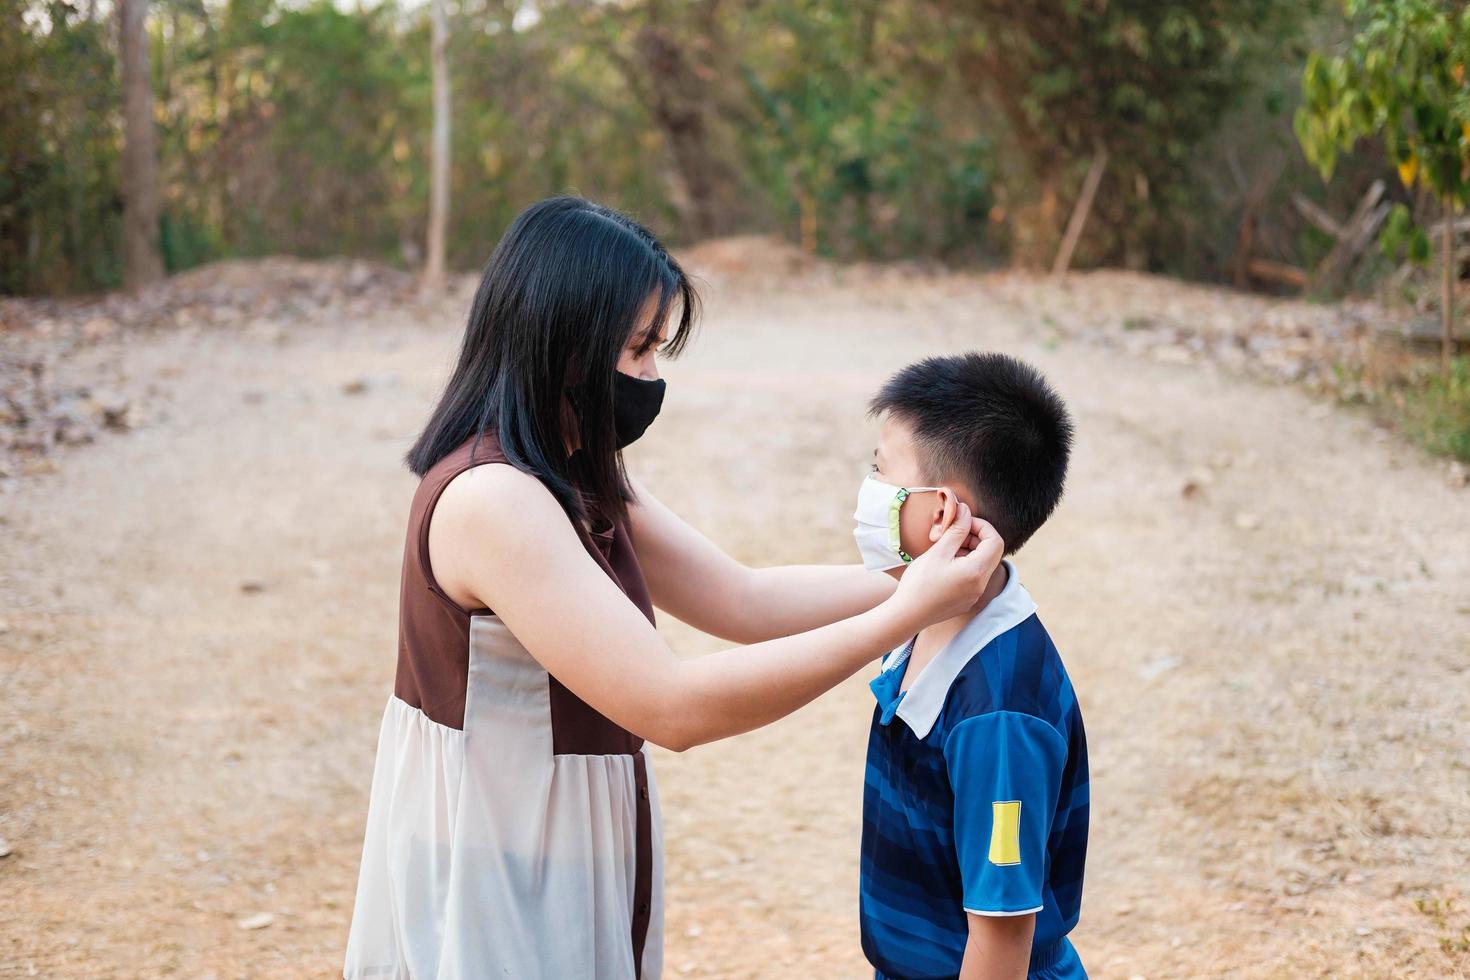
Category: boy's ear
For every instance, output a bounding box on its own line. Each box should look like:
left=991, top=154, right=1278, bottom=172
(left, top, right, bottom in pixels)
left=928, top=487, right=960, bottom=543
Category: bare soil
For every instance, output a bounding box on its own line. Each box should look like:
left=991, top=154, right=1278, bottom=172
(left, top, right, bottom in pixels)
left=2, top=252, right=1468, bottom=978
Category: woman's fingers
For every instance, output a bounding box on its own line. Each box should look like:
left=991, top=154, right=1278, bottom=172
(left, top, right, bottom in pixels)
left=961, top=517, right=1004, bottom=571
left=931, top=502, right=972, bottom=558
left=953, top=513, right=987, bottom=554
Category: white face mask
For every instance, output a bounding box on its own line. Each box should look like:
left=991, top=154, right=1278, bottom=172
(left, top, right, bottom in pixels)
left=852, top=475, right=939, bottom=572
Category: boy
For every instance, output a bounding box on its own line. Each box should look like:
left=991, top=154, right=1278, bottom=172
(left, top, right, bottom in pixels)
left=852, top=352, right=1088, bottom=980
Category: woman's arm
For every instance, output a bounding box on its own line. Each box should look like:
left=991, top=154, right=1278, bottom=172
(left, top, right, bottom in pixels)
left=429, top=464, right=1002, bottom=752
left=627, top=476, right=895, bottom=644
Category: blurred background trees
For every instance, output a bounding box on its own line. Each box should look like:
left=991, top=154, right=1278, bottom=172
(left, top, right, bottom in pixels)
left=1298, top=0, right=1470, bottom=375
left=0, top=0, right=1454, bottom=297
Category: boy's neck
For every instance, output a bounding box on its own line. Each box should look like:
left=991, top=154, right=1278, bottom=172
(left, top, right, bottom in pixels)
left=916, top=560, right=1010, bottom=649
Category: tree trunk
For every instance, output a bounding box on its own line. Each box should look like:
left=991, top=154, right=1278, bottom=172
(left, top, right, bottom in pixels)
left=423, top=0, right=451, bottom=289
left=119, top=0, right=164, bottom=292
left=1443, top=195, right=1456, bottom=379
left=798, top=189, right=818, bottom=255
left=1311, top=180, right=1387, bottom=294
left=1052, top=145, right=1108, bottom=279
left=631, top=19, right=741, bottom=241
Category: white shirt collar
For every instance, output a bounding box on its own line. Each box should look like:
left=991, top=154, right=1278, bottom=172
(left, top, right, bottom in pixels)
left=876, top=559, right=1037, bottom=739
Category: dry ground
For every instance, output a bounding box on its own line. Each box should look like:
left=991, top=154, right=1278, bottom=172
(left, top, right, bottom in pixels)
left=2, top=257, right=1468, bottom=978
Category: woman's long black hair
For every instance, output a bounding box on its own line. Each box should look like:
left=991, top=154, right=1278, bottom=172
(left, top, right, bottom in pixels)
left=406, top=196, right=699, bottom=524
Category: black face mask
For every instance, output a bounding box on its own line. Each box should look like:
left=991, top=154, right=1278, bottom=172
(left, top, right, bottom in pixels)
left=612, top=371, right=665, bottom=448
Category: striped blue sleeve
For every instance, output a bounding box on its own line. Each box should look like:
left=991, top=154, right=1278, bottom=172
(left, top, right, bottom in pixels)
left=943, top=711, right=1068, bottom=916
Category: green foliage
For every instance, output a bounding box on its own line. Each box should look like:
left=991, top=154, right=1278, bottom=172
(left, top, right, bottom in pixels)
left=1297, top=0, right=1470, bottom=202
left=1399, top=355, right=1470, bottom=459
left=737, top=0, right=996, bottom=259
left=152, top=0, right=422, bottom=263
left=965, top=2, right=1280, bottom=162
left=0, top=0, right=122, bottom=293
left=445, top=2, right=680, bottom=267
left=1382, top=201, right=1434, bottom=264
left=0, top=0, right=1371, bottom=293
left=949, top=0, right=1314, bottom=267
left=1298, top=0, right=1470, bottom=371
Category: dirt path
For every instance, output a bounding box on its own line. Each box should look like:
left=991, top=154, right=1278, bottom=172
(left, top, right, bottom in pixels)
left=2, top=263, right=1468, bottom=978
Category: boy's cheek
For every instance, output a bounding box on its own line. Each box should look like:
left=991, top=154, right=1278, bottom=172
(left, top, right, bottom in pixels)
left=898, top=512, right=937, bottom=563
left=896, top=532, right=933, bottom=566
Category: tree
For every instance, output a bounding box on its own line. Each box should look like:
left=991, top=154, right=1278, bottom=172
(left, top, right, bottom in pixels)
left=1296, top=0, right=1470, bottom=377
left=423, top=0, right=451, bottom=287
left=946, top=0, right=1289, bottom=270
left=630, top=3, right=742, bottom=241
left=1, top=0, right=120, bottom=294
left=736, top=0, right=886, bottom=255
left=588, top=0, right=747, bottom=242
left=119, top=0, right=164, bottom=290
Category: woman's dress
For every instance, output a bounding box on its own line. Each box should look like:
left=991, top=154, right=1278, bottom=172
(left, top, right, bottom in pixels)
left=344, top=434, right=663, bottom=979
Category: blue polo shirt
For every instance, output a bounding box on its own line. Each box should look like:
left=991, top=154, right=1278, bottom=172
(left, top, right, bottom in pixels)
left=859, top=561, right=1089, bottom=979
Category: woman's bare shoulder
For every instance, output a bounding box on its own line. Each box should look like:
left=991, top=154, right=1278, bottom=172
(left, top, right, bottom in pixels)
left=434, top=462, right=567, bottom=543
left=429, top=462, right=588, bottom=609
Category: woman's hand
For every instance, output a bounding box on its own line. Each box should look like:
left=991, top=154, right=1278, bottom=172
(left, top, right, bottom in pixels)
left=889, top=502, right=1004, bottom=632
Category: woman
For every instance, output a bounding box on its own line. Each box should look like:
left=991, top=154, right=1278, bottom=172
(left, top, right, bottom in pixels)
left=343, top=197, right=1001, bottom=979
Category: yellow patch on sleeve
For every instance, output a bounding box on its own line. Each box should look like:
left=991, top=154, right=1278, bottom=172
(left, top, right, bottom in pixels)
left=988, top=801, right=1022, bottom=866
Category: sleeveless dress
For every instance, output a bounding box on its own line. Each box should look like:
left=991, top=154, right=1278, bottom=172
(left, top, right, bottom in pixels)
left=343, top=434, right=664, bottom=979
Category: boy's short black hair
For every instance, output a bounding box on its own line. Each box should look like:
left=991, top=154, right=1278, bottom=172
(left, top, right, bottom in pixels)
left=871, top=352, right=1072, bottom=554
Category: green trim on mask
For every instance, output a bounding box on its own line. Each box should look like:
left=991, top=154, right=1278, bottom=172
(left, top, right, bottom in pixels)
left=891, top=488, right=910, bottom=562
